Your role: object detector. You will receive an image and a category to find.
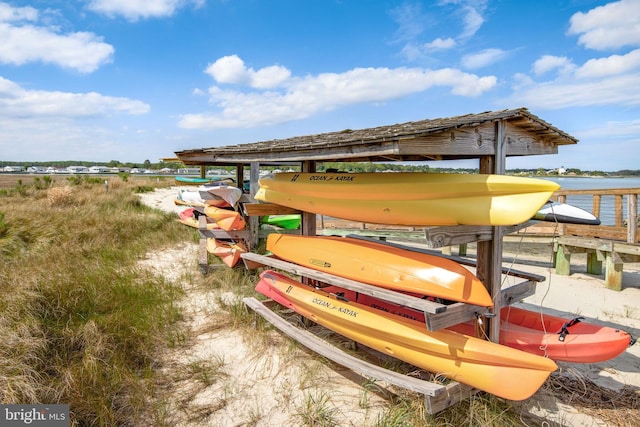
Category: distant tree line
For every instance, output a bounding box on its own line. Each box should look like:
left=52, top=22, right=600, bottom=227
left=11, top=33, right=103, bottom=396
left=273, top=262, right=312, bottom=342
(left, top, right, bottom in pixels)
left=1, top=160, right=638, bottom=176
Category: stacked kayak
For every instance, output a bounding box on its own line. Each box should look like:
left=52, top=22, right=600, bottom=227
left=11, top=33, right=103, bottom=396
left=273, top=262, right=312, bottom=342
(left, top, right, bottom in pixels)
left=174, top=184, right=247, bottom=267
left=266, top=234, right=492, bottom=307
left=207, top=239, right=247, bottom=268
left=314, top=283, right=633, bottom=363
left=255, top=270, right=558, bottom=401
left=204, top=206, right=246, bottom=231
left=255, top=172, right=560, bottom=226
left=177, top=207, right=219, bottom=230
left=260, top=214, right=301, bottom=230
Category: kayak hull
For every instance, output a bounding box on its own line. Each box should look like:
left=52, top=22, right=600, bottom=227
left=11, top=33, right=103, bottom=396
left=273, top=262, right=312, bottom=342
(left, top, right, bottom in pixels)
left=256, top=173, right=560, bottom=226
left=255, top=270, right=557, bottom=401
left=320, top=285, right=632, bottom=363
left=204, top=206, right=246, bottom=231
left=266, top=234, right=492, bottom=307
left=533, top=202, right=601, bottom=225
left=206, top=238, right=247, bottom=267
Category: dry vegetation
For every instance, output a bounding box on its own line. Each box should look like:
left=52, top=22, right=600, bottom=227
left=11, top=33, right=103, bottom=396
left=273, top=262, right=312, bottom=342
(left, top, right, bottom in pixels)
left=0, top=173, right=638, bottom=426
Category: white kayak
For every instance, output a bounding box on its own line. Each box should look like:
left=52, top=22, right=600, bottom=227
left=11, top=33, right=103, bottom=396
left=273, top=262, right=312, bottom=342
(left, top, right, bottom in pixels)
left=533, top=201, right=600, bottom=225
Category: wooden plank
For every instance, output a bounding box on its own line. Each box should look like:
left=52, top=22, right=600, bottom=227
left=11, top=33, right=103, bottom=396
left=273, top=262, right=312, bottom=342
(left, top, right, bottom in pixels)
left=243, top=203, right=302, bottom=216
left=243, top=296, right=475, bottom=406
left=499, top=280, right=537, bottom=306
left=240, top=253, right=448, bottom=316
left=425, top=302, right=482, bottom=331
left=425, top=382, right=476, bottom=414
left=198, top=216, right=210, bottom=273
left=198, top=228, right=252, bottom=241
left=557, top=236, right=615, bottom=252
left=321, top=228, right=426, bottom=241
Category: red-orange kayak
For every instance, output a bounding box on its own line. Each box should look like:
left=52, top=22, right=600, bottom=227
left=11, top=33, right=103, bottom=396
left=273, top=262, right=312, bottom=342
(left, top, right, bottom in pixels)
left=255, top=270, right=557, bottom=400
left=206, top=238, right=247, bottom=267
left=204, top=206, right=246, bottom=231
left=319, top=284, right=633, bottom=363
left=266, top=234, right=492, bottom=307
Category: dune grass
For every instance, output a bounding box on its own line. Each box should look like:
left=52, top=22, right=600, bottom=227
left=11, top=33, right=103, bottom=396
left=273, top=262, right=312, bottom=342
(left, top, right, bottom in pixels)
left=0, top=175, right=192, bottom=425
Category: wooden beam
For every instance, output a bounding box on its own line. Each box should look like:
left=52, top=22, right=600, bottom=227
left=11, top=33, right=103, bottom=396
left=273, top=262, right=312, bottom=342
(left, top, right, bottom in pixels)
left=243, top=203, right=302, bottom=216
left=243, top=296, right=475, bottom=409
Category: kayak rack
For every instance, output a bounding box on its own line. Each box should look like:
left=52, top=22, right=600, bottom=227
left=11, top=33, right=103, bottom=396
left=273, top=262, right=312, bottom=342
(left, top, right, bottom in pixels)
left=241, top=252, right=542, bottom=331
left=242, top=296, right=476, bottom=414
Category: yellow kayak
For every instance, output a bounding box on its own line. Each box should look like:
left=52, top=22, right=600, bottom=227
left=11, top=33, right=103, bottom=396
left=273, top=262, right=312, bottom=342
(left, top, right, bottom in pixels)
left=267, top=234, right=493, bottom=307
left=255, top=172, right=559, bottom=226
left=255, top=270, right=557, bottom=401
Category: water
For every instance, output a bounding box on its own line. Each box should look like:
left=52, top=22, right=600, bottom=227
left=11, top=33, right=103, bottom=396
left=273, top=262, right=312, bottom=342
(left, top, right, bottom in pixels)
left=539, top=177, right=640, bottom=225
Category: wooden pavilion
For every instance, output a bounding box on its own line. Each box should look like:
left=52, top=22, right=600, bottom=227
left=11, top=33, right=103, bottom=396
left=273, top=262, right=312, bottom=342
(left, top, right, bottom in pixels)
left=174, top=107, right=578, bottom=411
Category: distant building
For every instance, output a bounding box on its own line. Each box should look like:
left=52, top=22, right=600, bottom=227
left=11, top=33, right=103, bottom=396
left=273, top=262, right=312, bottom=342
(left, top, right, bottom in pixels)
left=66, top=166, right=89, bottom=173
left=27, top=166, right=47, bottom=173
left=3, top=165, right=24, bottom=172
left=88, top=166, right=110, bottom=173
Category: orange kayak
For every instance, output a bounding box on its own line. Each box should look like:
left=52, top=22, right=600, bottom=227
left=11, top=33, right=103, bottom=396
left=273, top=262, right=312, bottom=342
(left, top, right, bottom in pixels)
left=318, top=284, right=633, bottom=363
left=266, top=234, right=492, bottom=307
left=256, top=172, right=559, bottom=226
left=177, top=207, right=220, bottom=229
left=206, top=238, right=247, bottom=267
left=255, top=270, right=557, bottom=400
left=204, top=206, right=246, bottom=231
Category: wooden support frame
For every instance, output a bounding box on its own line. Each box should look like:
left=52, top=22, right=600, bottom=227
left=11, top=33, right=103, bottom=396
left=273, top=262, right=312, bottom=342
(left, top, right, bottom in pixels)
left=243, top=296, right=476, bottom=413
left=241, top=252, right=539, bottom=331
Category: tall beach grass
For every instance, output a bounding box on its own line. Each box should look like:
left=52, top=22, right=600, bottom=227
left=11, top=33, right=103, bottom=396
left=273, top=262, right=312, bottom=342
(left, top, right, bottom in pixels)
left=0, top=175, right=191, bottom=425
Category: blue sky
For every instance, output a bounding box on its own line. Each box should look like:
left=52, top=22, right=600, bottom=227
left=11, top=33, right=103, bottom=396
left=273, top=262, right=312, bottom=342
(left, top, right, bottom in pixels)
left=1, top=0, right=639, bottom=171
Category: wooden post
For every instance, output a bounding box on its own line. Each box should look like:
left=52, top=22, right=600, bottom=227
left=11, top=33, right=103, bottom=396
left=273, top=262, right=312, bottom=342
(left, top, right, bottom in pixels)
left=605, top=252, right=623, bottom=291
left=586, top=252, right=602, bottom=275
left=476, top=120, right=505, bottom=344
left=554, top=245, right=571, bottom=275
left=301, top=160, right=316, bottom=237
left=628, top=194, right=638, bottom=243
left=248, top=162, right=261, bottom=249
left=615, top=195, right=623, bottom=227
left=236, top=164, right=244, bottom=190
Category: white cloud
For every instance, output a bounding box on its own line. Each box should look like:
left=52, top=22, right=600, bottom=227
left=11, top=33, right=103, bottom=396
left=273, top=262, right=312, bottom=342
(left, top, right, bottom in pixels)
left=0, top=3, right=113, bottom=73
left=508, top=72, right=640, bottom=109
left=577, top=118, right=640, bottom=139
left=0, top=2, right=38, bottom=22
left=424, top=37, right=456, bottom=50
left=87, top=0, right=205, bottom=21
left=179, top=58, right=497, bottom=129
left=576, top=48, right=640, bottom=78
left=0, top=76, right=149, bottom=117
left=204, top=55, right=291, bottom=89
left=568, top=0, right=640, bottom=50
left=461, top=48, right=508, bottom=69
left=391, top=1, right=487, bottom=61
left=533, top=55, right=575, bottom=75
left=455, top=0, right=487, bottom=39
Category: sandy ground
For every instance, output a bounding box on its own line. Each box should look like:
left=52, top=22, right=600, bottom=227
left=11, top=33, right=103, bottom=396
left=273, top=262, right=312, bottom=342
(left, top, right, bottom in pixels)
left=138, top=187, right=640, bottom=426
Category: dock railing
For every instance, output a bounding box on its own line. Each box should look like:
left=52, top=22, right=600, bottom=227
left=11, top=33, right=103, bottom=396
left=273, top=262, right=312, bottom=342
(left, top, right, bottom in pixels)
left=527, top=187, right=640, bottom=243
left=522, top=187, right=640, bottom=290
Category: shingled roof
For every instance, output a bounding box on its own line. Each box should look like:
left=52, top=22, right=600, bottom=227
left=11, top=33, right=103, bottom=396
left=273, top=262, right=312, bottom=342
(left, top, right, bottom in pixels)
left=175, top=108, right=577, bottom=165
